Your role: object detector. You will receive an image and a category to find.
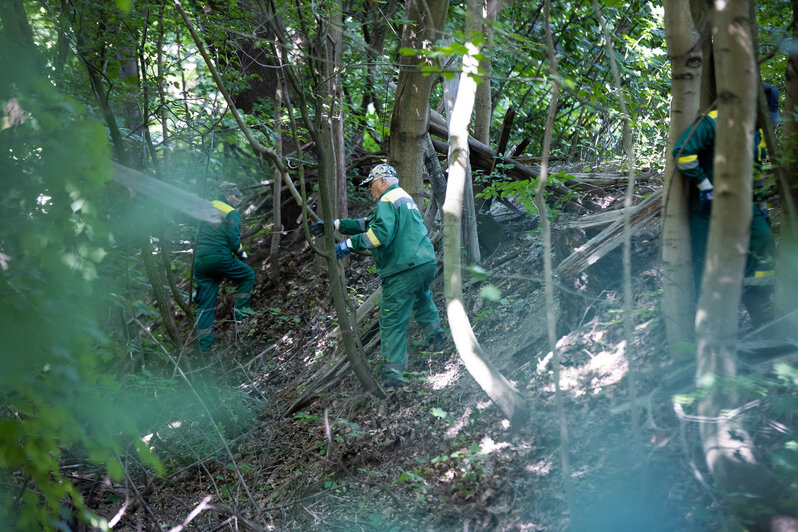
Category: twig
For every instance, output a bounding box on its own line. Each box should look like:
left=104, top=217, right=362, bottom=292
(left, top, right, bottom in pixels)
left=169, top=495, right=212, bottom=532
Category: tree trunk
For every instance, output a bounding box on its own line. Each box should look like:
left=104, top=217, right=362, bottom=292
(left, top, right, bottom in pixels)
left=663, top=0, right=701, bottom=351
left=538, top=0, right=573, bottom=506
left=696, top=3, right=783, bottom=521
left=776, top=0, right=798, bottom=331
left=322, top=0, right=346, bottom=219
left=389, top=0, right=449, bottom=207
left=471, top=0, right=501, bottom=144
left=442, top=37, right=480, bottom=265
left=270, top=79, right=283, bottom=283
left=142, top=240, right=182, bottom=346
left=443, top=34, right=530, bottom=430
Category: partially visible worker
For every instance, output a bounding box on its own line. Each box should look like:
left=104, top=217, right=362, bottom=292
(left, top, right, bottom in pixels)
left=194, top=182, right=255, bottom=351
left=311, top=164, right=446, bottom=387
left=672, top=83, right=779, bottom=327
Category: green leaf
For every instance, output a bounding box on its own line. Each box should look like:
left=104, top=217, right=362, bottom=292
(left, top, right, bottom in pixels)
left=480, top=284, right=501, bottom=302
left=430, top=407, right=448, bottom=419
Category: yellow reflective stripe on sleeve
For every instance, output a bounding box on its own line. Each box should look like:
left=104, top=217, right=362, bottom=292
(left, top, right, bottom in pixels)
left=381, top=188, right=412, bottom=203
left=708, top=110, right=718, bottom=120
left=365, top=228, right=381, bottom=246
left=754, top=270, right=775, bottom=278
left=212, top=200, right=235, bottom=214
left=677, top=155, right=698, bottom=163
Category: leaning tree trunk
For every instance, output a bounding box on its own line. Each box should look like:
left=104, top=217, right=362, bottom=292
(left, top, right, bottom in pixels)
left=389, top=0, right=448, bottom=206
left=443, top=28, right=530, bottom=430
left=696, top=3, right=786, bottom=525
left=442, top=40, right=480, bottom=265
left=662, top=0, right=702, bottom=351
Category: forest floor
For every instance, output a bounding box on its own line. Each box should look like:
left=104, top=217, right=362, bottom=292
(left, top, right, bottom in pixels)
left=87, top=171, right=791, bottom=531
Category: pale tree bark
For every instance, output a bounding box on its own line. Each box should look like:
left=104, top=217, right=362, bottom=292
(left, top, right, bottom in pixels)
left=663, top=0, right=702, bottom=351
left=389, top=0, right=449, bottom=207
left=443, top=31, right=530, bottom=429
left=696, top=3, right=787, bottom=523
left=441, top=36, right=480, bottom=264
left=537, top=0, right=572, bottom=507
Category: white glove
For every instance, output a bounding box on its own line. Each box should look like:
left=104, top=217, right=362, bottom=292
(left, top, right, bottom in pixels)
left=240, top=251, right=248, bottom=260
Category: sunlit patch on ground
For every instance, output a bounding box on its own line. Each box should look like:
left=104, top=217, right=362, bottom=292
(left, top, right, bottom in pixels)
left=430, top=359, right=463, bottom=390
left=445, top=407, right=473, bottom=439
left=543, top=340, right=629, bottom=396
left=479, top=436, right=511, bottom=454
left=525, top=459, right=553, bottom=476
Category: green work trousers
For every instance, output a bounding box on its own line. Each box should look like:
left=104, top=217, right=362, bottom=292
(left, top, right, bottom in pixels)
left=689, top=205, right=775, bottom=325
left=379, top=261, right=442, bottom=379
left=195, top=250, right=255, bottom=350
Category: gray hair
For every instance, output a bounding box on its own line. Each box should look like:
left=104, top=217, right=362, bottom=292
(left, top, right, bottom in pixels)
left=383, top=175, right=399, bottom=186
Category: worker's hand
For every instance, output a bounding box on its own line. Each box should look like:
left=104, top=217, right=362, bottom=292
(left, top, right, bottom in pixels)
left=310, top=221, right=325, bottom=237
left=699, top=189, right=713, bottom=216
left=236, top=249, right=248, bottom=260
left=335, top=240, right=352, bottom=260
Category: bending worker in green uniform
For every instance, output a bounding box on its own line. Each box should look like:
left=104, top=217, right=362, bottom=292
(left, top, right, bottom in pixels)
left=194, top=182, right=255, bottom=351
left=311, top=164, right=445, bottom=387
left=672, top=84, right=779, bottom=327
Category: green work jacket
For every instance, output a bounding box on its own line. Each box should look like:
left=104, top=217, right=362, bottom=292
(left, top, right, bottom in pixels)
left=338, top=185, right=435, bottom=279
left=196, top=200, right=244, bottom=257
left=672, top=109, right=767, bottom=209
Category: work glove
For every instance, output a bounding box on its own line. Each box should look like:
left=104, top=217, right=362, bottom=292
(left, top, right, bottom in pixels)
left=698, top=179, right=713, bottom=217
left=310, top=221, right=325, bottom=237
left=335, top=240, right=352, bottom=260
left=236, top=249, right=248, bottom=260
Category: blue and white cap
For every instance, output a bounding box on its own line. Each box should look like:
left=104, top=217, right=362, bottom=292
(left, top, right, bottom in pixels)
left=362, top=163, right=397, bottom=185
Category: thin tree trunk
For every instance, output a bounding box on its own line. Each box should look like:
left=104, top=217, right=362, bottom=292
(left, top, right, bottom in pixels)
left=142, top=241, right=182, bottom=346
left=265, top=1, right=383, bottom=397
left=270, top=79, right=283, bottom=283
left=443, top=27, right=530, bottom=429
left=538, top=0, right=572, bottom=508
left=663, top=0, right=701, bottom=351
left=591, top=0, right=642, bottom=450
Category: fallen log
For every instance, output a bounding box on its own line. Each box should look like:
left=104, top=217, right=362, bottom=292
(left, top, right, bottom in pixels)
left=555, top=189, right=662, bottom=280
left=560, top=187, right=662, bottom=230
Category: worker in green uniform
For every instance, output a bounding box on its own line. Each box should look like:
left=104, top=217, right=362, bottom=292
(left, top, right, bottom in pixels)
left=672, top=83, right=779, bottom=327
left=194, top=182, right=255, bottom=351
left=311, top=164, right=445, bottom=387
